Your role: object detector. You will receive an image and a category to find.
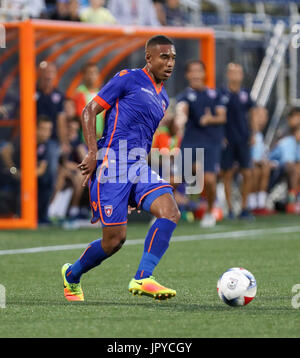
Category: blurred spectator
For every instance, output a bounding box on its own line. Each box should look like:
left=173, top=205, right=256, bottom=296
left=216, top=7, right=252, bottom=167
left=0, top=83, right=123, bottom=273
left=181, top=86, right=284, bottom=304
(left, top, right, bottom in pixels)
left=50, top=0, right=70, bottom=20
left=63, top=97, right=89, bottom=156
left=286, top=107, right=300, bottom=133
left=153, top=0, right=167, bottom=25
left=219, top=63, right=264, bottom=220
left=0, top=93, right=20, bottom=145
left=0, top=116, right=53, bottom=223
left=80, top=0, right=116, bottom=24
left=49, top=118, right=87, bottom=220
left=36, top=116, right=54, bottom=224
left=64, top=97, right=80, bottom=122
left=276, top=107, right=300, bottom=140
left=0, top=136, right=20, bottom=217
left=0, top=94, right=19, bottom=121
left=78, top=0, right=89, bottom=8
left=163, top=0, right=190, bottom=26
left=49, top=0, right=81, bottom=21
left=36, top=61, right=69, bottom=208
left=0, top=106, right=8, bottom=119
left=107, top=0, right=160, bottom=26
left=65, top=117, right=87, bottom=166
left=28, top=0, right=47, bottom=17
left=176, top=60, right=226, bottom=228
left=1, top=0, right=46, bottom=19
left=68, top=0, right=81, bottom=21
left=73, top=63, right=105, bottom=139
left=269, top=125, right=300, bottom=204
left=36, top=61, right=68, bottom=150
left=0, top=68, right=20, bottom=217
left=248, top=107, right=271, bottom=213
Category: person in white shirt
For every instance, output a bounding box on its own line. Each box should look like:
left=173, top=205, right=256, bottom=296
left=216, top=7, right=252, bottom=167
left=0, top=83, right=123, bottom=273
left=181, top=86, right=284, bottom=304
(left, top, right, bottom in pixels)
left=107, top=0, right=161, bottom=26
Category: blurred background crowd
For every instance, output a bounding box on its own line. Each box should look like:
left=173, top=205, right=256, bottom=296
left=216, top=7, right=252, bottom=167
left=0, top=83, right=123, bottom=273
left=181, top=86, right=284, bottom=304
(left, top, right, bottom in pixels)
left=0, top=0, right=300, bottom=227
left=1, top=0, right=300, bottom=29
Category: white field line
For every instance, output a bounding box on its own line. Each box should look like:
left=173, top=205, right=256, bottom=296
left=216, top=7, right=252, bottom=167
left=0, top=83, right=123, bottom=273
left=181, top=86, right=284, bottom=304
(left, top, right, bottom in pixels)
left=0, top=225, right=300, bottom=256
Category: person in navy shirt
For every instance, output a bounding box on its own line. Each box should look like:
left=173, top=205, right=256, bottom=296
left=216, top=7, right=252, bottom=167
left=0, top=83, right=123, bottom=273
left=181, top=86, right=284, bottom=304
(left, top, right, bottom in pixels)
left=219, top=63, right=264, bottom=219
left=36, top=62, right=69, bottom=215
left=175, top=60, right=226, bottom=228
left=61, top=35, right=180, bottom=302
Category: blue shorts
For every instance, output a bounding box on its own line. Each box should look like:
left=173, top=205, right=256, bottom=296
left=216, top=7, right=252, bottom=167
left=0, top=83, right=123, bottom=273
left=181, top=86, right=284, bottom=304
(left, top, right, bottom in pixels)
left=88, top=160, right=174, bottom=226
left=221, top=141, right=252, bottom=170
left=202, top=145, right=222, bottom=173
left=181, top=139, right=222, bottom=174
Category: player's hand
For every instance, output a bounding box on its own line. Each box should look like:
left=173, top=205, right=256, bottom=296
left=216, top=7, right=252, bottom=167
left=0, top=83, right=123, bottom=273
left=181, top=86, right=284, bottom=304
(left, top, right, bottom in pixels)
left=78, top=151, right=97, bottom=187
left=128, top=205, right=141, bottom=215
left=199, top=107, right=213, bottom=126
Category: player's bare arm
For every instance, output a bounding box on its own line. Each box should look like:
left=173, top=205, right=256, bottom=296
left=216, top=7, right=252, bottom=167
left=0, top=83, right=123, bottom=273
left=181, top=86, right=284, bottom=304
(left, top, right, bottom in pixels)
left=78, top=99, right=105, bottom=186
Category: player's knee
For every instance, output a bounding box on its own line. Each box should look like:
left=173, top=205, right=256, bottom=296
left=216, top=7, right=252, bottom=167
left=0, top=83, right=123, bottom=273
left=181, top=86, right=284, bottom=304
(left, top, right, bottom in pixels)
left=110, top=236, right=126, bottom=255
left=158, top=204, right=181, bottom=224
left=172, top=207, right=181, bottom=224
left=102, top=232, right=126, bottom=255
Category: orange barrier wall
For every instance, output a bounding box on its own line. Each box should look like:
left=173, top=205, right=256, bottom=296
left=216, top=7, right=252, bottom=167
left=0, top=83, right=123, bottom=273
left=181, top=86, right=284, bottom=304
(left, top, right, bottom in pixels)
left=0, top=20, right=215, bottom=229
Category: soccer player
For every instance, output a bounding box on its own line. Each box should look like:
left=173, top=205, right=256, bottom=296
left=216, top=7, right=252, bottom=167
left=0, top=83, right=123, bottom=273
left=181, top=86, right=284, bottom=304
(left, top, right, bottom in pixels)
left=219, top=63, right=264, bottom=219
left=175, top=60, right=226, bottom=228
left=61, top=35, right=180, bottom=302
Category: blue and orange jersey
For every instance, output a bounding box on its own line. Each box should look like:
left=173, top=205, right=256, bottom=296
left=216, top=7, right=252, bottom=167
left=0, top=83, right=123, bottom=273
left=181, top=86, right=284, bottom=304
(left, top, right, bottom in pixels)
left=93, top=68, right=169, bottom=159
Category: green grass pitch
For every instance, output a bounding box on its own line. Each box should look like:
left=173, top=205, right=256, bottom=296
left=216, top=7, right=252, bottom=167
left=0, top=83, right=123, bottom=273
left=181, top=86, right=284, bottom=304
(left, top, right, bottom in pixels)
left=0, top=214, right=300, bottom=338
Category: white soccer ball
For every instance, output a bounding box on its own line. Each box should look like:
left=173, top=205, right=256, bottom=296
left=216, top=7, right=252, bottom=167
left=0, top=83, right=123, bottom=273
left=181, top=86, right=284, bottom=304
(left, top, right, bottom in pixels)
left=217, top=267, right=257, bottom=307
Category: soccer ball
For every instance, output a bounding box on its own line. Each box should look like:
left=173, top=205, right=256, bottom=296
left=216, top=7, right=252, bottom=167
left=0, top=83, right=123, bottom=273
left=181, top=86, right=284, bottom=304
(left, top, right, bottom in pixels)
left=217, top=267, right=257, bottom=307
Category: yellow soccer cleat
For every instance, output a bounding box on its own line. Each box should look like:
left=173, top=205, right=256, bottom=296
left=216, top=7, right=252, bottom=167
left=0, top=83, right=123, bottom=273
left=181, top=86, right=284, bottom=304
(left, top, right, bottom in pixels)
left=128, top=276, right=176, bottom=301
left=61, top=263, right=84, bottom=302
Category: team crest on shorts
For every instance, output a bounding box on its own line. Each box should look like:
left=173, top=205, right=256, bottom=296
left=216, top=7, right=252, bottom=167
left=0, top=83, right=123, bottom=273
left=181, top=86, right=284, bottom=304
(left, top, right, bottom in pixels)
left=104, top=205, right=113, bottom=217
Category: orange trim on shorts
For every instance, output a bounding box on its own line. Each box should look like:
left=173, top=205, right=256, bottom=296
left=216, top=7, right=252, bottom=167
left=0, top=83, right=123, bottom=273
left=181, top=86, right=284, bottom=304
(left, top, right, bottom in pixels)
left=137, top=184, right=174, bottom=209
left=147, top=228, right=158, bottom=253
left=88, top=177, right=97, bottom=224
left=93, top=95, right=111, bottom=110
left=97, top=99, right=128, bottom=226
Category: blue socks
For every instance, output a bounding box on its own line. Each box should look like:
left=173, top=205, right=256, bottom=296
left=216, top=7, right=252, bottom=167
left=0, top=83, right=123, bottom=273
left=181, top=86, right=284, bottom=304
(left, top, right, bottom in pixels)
left=65, top=218, right=177, bottom=284
left=66, top=239, right=108, bottom=284
left=135, top=218, right=177, bottom=279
